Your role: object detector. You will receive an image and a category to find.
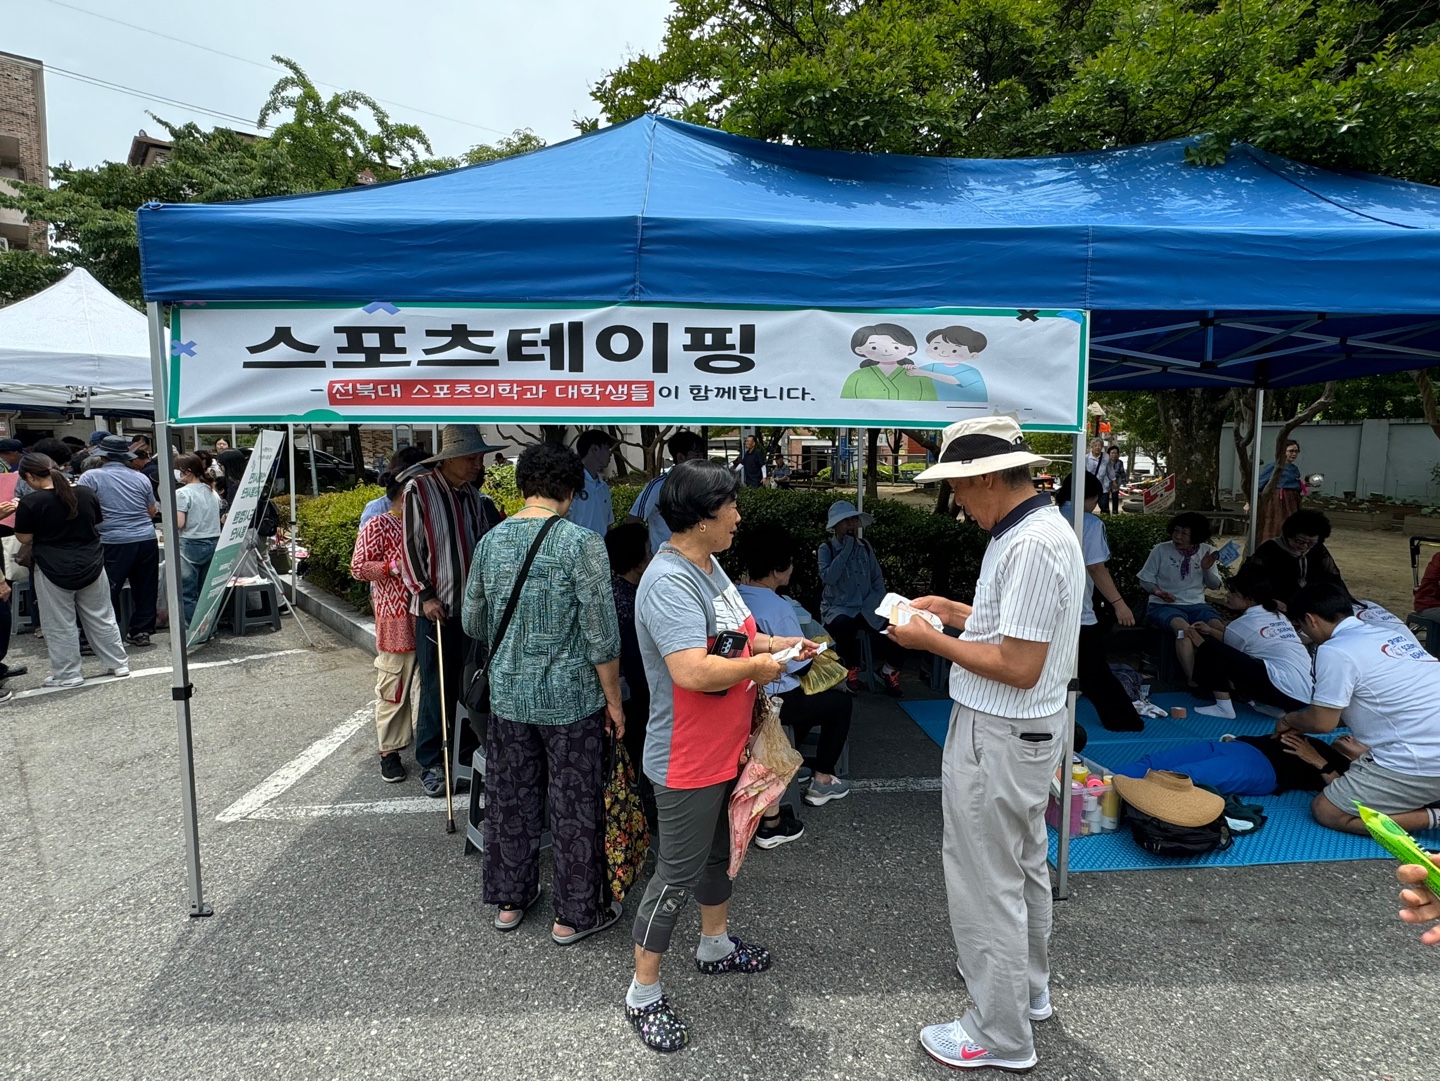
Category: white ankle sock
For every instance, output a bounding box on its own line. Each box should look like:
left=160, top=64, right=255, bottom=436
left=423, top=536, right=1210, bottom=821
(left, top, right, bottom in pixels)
left=1427, top=807, right=1440, bottom=832
left=696, top=932, right=734, bottom=963
left=626, top=976, right=663, bottom=1009
left=1196, top=700, right=1236, bottom=719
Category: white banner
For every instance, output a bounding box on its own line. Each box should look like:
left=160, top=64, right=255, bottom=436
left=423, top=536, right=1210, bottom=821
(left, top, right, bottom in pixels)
left=169, top=303, right=1088, bottom=431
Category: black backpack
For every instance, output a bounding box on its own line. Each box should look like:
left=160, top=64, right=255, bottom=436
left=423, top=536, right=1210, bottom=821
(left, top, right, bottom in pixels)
left=1126, top=806, right=1232, bottom=858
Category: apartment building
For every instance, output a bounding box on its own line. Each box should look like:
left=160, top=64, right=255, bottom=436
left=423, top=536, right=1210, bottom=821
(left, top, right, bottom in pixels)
left=0, top=50, right=48, bottom=253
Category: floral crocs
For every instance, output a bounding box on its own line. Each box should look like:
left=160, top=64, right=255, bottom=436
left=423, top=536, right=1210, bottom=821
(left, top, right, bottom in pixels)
left=626, top=994, right=689, bottom=1053
left=695, top=935, right=772, bottom=975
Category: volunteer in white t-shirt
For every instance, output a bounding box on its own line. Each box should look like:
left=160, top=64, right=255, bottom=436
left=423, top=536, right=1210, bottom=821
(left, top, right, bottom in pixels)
left=1057, top=470, right=1140, bottom=736
left=1280, top=582, right=1440, bottom=837
left=1188, top=563, right=1312, bottom=720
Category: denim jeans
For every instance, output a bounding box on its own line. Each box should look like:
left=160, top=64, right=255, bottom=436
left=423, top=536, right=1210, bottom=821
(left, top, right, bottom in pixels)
left=179, top=536, right=218, bottom=624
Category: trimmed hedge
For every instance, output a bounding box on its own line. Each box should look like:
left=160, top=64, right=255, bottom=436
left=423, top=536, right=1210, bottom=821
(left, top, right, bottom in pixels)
left=298, top=485, right=382, bottom=612
left=298, top=475, right=1173, bottom=617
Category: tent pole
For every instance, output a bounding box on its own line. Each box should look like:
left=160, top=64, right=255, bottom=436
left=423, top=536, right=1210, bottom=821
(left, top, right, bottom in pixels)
left=1247, top=387, right=1265, bottom=557
left=1056, top=430, right=1083, bottom=901
left=288, top=425, right=298, bottom=601
left=148, top=302, right=212, bottom=919
left=306, top=424, right=320, bottom=494
left=856, top=429, right=865, bottom=519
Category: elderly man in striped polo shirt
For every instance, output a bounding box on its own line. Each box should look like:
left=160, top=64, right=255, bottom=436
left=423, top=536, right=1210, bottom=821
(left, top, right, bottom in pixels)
left=888, top=415, right=1085, bottom=1074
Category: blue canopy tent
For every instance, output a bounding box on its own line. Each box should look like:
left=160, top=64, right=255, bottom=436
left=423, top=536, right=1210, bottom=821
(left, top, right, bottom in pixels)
left=137, top=115, right=1440, bottom=913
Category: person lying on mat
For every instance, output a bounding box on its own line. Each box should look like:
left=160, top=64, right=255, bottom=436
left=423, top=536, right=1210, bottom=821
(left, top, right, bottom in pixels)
left=1186, top=563, right=1312, bottom=721
left=1398, top=864, right=1440, bottom=946
left=1279, top=582, right=1440, bottom=837
left=1111, top=733, right=1365, bottom=798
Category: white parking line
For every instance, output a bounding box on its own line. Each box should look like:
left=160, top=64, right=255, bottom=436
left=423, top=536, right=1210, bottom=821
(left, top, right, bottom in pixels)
left=11, top=648, right=310, bottom=700
left=849, top=777, right=942, bottom=793
left=247, top=793, right=476, bottom=820
left=216, top=704, right=373, bottom=822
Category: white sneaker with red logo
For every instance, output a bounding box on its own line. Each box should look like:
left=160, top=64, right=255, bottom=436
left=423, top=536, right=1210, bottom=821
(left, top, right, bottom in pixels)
left=919, top=1020, right=1037, bottom=1072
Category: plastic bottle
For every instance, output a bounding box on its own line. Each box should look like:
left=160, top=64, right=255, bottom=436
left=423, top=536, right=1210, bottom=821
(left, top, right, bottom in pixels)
left=1071, top=760, right=1090, bottom=785
left=1100, top=774, right=1121, bottom=832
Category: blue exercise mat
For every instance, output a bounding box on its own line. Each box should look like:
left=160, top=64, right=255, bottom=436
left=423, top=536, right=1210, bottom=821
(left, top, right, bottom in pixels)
left=900, top=693, right=1421, bottom=872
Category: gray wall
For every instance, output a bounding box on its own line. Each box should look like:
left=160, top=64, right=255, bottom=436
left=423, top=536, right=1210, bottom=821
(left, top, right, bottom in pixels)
left=1219, top=418, right=1440, bottom=504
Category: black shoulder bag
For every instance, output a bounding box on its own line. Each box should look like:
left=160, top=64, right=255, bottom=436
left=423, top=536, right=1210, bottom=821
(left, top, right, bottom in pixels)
left=462, top=516, right=561, bottom=715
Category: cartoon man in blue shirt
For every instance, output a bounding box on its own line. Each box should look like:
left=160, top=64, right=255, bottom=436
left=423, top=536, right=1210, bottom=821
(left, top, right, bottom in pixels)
left=919, top=326, right=990, bottom=404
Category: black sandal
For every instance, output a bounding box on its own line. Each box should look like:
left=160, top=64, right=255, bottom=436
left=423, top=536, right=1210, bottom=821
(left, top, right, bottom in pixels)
left=492, top=890, right=540, bottom=932
left=626, top=994, right=689, bottom=1053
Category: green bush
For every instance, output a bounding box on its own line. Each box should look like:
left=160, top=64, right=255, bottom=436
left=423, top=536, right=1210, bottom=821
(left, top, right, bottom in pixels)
left=297, top=485, right=383, bottom=611
left=482, top=465, right=523, bottom=515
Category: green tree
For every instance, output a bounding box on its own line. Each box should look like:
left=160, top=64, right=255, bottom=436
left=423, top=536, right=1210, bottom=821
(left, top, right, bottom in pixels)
left=0, top=59, right=477, bottom=306
left=0, top=249, right=66, bottom=305
left=258, top=55, right=436, bottom=185
left=460, top=130, right=547, bottom=165
left=595, top=0, right=1440, bottom=508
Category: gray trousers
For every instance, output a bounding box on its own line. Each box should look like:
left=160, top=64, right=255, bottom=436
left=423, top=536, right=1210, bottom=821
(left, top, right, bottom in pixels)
left=33, top=567, right=129, bottom=682
left=942, top=701, right=1067, bottom=1060
left=631, top=778, right=735, bottom=954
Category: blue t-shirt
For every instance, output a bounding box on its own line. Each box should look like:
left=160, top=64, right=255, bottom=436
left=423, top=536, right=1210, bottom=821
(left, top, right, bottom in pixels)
left=736, top=584, right=806, bottom=695
left=359, top=494, right=391, bottom=529
left=75, top=462, right=156, bottom=544
left=918, top=362, right=988, bottom=403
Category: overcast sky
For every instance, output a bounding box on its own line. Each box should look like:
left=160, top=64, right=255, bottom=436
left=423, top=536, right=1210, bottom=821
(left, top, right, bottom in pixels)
left=8, top=0, right=674, bottom=170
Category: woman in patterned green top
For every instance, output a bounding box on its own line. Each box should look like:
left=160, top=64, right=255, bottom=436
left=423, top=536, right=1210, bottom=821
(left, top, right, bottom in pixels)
left=463, top=442, right=624, bottom=944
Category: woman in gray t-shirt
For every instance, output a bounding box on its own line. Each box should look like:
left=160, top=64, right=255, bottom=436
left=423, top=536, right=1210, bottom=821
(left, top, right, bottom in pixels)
left=625, top=459, right=815, bottom=1053
left=173, top=454, right=223, bottom=624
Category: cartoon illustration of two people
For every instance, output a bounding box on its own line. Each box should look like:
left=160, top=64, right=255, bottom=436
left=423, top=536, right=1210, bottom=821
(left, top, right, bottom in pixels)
left=839, top=322, right=990, bottom=403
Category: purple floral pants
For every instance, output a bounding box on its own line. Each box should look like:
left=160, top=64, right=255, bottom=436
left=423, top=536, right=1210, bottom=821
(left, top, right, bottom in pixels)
left=482, top=708, right=607, bottom=930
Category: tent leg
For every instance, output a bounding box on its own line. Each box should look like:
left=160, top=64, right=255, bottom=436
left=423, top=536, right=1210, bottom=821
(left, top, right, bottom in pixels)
left=288, top=425, right=298, bottom=602
left=856, top=429, right=865, bottom=518
left=1055, top=431, right=1086, bottom=901
left=1247, top=387, right=1265, bottom=556
left=148, top=302, right=212, bottom=919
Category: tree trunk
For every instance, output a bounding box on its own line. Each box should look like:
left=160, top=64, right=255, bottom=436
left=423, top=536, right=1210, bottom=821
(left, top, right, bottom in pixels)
left=1410, top=370, right=1440, bottom=441
left=865, top=428, right=880, bottom=501
left=1155, top=389, right=1233, bottom=509
left=1230, top=389, right=1257, bottom=504
left=347, top=423, right=365, bottom=482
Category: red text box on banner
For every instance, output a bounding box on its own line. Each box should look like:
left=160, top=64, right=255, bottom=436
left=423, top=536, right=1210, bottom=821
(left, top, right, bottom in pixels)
left=326, top=379, right=654, bottom=408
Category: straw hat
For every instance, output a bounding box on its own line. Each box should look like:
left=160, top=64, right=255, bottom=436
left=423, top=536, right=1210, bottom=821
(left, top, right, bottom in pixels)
left=826, top=500, right=873, bottom=531
left=913, top=415, right=1047, bottom=482
left=421, top=425, right=505, bottom=465
left=1111, top=770, right=1225, bottom=828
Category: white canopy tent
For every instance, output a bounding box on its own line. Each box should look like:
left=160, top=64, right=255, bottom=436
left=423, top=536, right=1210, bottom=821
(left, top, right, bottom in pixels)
left=0, top=267, right=155, bottom=413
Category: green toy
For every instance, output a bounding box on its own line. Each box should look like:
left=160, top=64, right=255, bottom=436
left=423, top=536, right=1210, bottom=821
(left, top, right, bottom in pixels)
left=1355, top=803, right=1440, bottom=897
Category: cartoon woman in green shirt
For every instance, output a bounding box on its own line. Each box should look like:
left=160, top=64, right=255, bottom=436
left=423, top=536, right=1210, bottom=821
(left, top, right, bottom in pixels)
left=840, top=323, right=958, bottom=401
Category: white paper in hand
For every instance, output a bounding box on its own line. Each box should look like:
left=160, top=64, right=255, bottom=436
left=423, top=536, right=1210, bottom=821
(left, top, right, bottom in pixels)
left=875, top=592, right=944, bottom=631
left=772, top=640, right=826, bottom=664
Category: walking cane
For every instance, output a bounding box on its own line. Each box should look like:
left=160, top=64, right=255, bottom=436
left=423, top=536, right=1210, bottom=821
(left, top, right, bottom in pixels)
left=435, top=624, right=457, bottom=834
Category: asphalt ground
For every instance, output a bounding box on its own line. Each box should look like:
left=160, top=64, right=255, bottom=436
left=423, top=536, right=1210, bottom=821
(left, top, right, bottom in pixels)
left=2, top=609, right=1436, bottom=1081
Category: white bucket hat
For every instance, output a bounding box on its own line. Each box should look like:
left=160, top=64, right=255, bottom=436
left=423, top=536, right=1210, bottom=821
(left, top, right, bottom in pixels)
left=913, top=415, right=1048, bottom=482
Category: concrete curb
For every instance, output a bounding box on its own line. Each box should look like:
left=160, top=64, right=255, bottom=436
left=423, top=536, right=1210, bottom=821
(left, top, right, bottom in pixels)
left=284, top=579, right=377, bottom=655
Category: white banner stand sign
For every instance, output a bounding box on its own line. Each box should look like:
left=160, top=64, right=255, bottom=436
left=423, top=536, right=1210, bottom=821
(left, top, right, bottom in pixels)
left=186, top=428, right=285, bottom=648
